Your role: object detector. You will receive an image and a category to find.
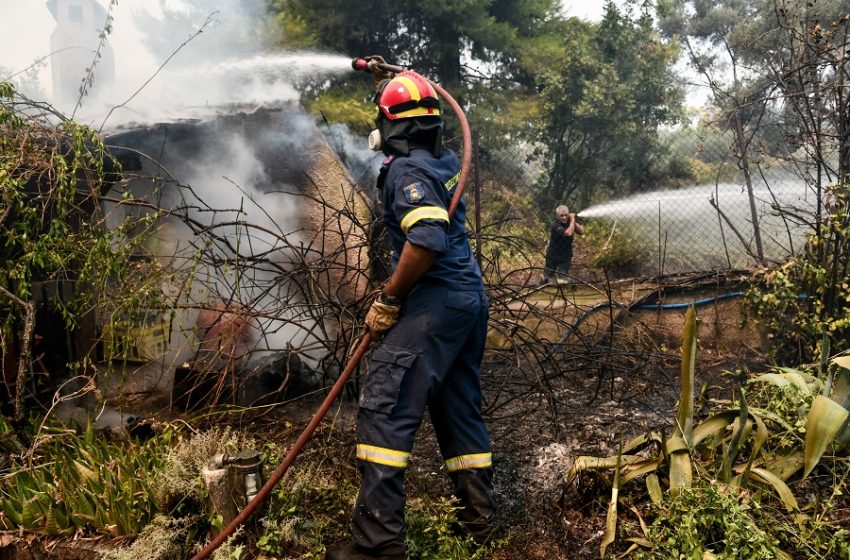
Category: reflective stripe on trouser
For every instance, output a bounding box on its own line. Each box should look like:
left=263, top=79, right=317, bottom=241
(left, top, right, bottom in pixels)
left=352, top=282, right=492, bottom=552
left=445, top=452, right=492, bottom=472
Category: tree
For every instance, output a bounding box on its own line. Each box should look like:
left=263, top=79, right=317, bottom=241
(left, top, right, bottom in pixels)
left=274, top=0, right=561, bottom=92
left=530, top=0, right=683, bottom=210
left=660, top=0, right=850, bottom=361
left=274, top=0, right=683, bottom=220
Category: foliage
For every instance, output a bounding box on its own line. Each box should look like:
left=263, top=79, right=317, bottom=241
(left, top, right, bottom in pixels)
left=582, top=219, right=652, bottom=277
left=0, top=82, right=167, bottom=416
left=255, top=448, right=356, bottom=558
left=253, top=445, right=504, bottom=559
left=740, top=1, right=850, bottom=363
left=273, top=9, right=318, bottom=49
left=659, top=0, right=850, bottom=269
left=746, top=367, right=816, bottom=452
left=101, top=515, right=195, bottom=560
left=475, top=179, right=547, bottom=277
left=405, top=497, right=503, bottom=560
left=567, top=308, right=850, bottom=558
left=633, top=484, right=784, bottom=559
left=304, top=86, right=376, bottom=134
left=274, top=0, right=685, bottom=221
left=155, top=426, right=257, bottom=515
left=631, top=462, right=850, bottom=559
left=656, top=124, right=739, bottom=187
left=0, top=407, right=507, bottom=557
left=746, top=182, right=850, bottom=364
left=529, top=1, right=684, bottom=211
left=275, top=0, right=562, bottom=90
left=0, top=419, right=176, bottom=536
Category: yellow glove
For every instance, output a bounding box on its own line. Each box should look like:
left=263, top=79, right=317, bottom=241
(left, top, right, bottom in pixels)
left=365, top=293, right=402, bottom=335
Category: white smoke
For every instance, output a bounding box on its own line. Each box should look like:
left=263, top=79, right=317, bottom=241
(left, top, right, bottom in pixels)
left=5, top=0, right=368, bottom=373
left=0, top=0, right=353, bottom=126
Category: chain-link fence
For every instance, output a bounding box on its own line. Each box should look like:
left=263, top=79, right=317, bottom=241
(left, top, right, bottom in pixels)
left=470, top=104, right=823, bottom=281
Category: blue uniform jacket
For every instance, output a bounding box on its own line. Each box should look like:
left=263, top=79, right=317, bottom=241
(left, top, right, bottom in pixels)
left=378, top=148, right=482, bottom=291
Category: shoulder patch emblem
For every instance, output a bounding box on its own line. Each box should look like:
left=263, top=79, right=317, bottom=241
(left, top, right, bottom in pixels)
left=403, top=182, right=425, bottom=204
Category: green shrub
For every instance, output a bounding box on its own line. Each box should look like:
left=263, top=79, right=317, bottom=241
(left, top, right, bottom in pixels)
left=405, top=496, right=503, bottom=560
left=583, top=219, right=652, bottom=277
left=0, top=421, right=177, bottom=536
left=633, top=484, right=783, bottom=560
left=256, top=453, right=357, bottom=559
left=746, top=181, right=850, bottom=364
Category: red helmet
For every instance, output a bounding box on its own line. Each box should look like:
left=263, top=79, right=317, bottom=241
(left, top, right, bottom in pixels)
left=376, top=71, right=441, bottom=120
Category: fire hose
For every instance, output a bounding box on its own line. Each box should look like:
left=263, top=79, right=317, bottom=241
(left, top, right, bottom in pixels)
left=190, top=57, right=472, bottom=560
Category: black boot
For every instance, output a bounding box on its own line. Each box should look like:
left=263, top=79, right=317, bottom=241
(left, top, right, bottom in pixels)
left=451, top=468, right=498, bottom=544
left=325, top=542, right=405, bottom=560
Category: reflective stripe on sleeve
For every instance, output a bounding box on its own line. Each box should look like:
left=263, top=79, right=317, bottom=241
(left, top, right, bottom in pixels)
left=356, top=444, right=411, bottom=468
left=444, top=172, right=460, bottom=191
left=400, top=206, right=449, bottom=234
left=445, top=452, right=492, bottom=472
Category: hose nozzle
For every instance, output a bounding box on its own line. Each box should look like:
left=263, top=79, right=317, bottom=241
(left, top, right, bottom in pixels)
left=351, top=55, right=405, bottom=82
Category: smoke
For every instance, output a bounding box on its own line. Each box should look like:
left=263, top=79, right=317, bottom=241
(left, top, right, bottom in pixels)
left=96, top=1, right=354, bottom=127
left=324, top=122, right=383, bottom=189
left=0, top=0, right=353, bottom=126
left=106, top=101, right=372, bottom=366
left=176, top=128, right=311, bottom=357
left=5, top=0, right=372, bottom=372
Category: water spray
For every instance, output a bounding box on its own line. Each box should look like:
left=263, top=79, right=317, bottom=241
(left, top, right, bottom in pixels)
left=190, top=57, right=473, bottom=560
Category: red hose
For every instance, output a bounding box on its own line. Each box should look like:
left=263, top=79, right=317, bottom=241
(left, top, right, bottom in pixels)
left=190, top=72, right=472, bottom=560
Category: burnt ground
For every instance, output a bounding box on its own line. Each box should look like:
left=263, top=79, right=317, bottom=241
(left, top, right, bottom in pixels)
left=291, top=347, right=761, bottom=559
left=270, top=293, right=769, bottom=560
left=0, top=283, right=773, bottom=560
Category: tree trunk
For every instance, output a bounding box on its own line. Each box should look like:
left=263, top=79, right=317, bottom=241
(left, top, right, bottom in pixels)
left=734, top=108, right=765, bottom=265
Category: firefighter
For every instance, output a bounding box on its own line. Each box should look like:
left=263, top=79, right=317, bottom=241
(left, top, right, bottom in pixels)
left=326, top=71, right=496, bottom=560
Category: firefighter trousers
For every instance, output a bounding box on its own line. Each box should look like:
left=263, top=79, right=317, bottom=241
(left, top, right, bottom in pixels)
left=351, top=281, right=495, bottom=553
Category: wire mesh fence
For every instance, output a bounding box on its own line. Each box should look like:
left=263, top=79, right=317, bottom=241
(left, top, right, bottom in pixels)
left=472, top=109, right=823, bottom=281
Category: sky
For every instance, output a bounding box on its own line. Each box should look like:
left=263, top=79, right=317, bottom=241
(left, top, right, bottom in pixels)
left=560, top=0, right=610, bottom=22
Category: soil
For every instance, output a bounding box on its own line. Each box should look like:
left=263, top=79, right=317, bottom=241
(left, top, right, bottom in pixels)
left=0, top=282, right=787, bottom=560
left=295, top=293, right=769, bottom=560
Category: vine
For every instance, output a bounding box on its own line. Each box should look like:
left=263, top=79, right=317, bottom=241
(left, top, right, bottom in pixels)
left=0, top=82, right=162, bottom=420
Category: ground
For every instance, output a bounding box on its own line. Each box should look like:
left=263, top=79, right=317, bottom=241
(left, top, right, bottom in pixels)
left=274, top=291, right=768, bottom=559
left=0, top=279, right=780, bottom=560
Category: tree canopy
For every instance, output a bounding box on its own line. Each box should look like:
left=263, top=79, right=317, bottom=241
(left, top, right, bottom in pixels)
left=273, top=0, right=685, bottom=214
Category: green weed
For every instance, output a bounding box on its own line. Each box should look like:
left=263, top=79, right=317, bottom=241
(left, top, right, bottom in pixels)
left=633, top=484, right=783, bottom=559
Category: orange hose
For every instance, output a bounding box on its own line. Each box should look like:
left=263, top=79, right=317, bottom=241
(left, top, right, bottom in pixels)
left=190, top=72, right=471, bottom=560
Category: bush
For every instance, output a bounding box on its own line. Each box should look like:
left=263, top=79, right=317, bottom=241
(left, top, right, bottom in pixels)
left=634, top=484, right=783, bottom=559
left=583, top=219, right=652, bottom=277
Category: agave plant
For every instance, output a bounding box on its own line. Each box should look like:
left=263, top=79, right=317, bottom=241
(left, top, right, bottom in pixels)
left=565, top=306, right=850, bottom=558
left=803, top=354, right=850, bottom=477
left=0, top=420, right=174, bottom=536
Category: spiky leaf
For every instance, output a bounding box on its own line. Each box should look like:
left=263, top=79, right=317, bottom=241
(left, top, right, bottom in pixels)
left=675, top=306, right=697, bottom=444
left=750, top=467, right=799, bottom=513
left=599, top=450, right=621, bottom=558
left=803, top=395, right=849, bottom=478
left=645, top=474, right=663, bottom=504
left=667, top=436, right=692, bottom=495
